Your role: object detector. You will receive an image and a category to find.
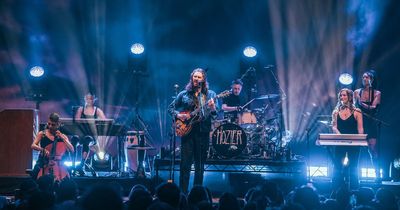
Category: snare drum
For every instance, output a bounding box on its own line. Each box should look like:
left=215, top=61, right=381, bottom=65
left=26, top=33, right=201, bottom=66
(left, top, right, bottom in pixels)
left=211, top=123, right=247, bottom=158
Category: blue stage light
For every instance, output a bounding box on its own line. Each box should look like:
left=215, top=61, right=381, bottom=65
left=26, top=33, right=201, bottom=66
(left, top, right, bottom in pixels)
left=130, top=43, right=145, bottom=55
left=243, top=46, right=257, bottom=58
left=338, top=73, right=353, bottom=85
left=29, top=66, right=45, bottom=77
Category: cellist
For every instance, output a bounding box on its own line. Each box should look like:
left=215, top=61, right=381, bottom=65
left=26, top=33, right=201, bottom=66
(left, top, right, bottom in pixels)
left=31, top=112, right=74, bottom=181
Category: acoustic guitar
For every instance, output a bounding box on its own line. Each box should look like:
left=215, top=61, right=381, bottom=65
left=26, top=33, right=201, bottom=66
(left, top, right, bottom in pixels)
left=175, top=90, right=230, bottom=137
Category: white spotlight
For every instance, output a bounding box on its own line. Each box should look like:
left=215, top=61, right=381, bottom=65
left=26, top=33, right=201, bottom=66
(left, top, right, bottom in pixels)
left=338, top=73, right=353, bottom=85
left=343, top=152, right=349, bottom=166
left=29, top=66, right=45, bottom=77
left=130, top=43, right=145, bottom=55
left=98, top=151, right=105, bottom=160
left=243, top=46, right=257, bottom=58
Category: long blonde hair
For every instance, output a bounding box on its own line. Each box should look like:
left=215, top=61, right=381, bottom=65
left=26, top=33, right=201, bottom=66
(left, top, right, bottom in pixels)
left=335, top=88, right=356, bottom=112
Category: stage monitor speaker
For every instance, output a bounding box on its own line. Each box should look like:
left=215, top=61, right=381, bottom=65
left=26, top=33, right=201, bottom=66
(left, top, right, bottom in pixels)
left=0, top=109, right=39, bottom=176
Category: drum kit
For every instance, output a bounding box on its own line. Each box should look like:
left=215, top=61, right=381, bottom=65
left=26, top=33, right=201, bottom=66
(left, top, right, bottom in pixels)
left=210, top=94, right=288, bottom=160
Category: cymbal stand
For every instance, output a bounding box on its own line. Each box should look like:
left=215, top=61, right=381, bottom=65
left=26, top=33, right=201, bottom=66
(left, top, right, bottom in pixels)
left=306, top=127, right=311, bottom=182
left=267, top=67, right=286, bottom=146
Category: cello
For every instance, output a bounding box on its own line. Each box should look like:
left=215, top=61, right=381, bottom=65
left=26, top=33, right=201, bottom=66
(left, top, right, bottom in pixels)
left=38, top=130, right=69, bottom=181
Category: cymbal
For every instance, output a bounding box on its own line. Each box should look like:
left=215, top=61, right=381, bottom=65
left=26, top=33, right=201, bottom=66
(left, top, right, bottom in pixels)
left=318, top=120, right=332, bottom=126
left=126, top=145, right=156, bottom=150
left=256, top=94, right=280, bottom=100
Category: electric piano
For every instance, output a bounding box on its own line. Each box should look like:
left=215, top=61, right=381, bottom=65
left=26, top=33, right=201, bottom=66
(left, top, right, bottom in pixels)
left=58, top=118, right=127, bottom=136
left=316, top=133, right=368, bottom=146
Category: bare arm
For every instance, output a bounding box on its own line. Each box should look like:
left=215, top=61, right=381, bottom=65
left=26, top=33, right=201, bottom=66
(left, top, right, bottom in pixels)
left=31, top=131, right=50, bottom=156
left=371, top=90, right=381, bottom=108
left=221, top=104, right=240, bottom=112
left=75, top=107, right=83, bottom=119
left=355, top=108, right=364, bottom=134
left=331, top=110, right=340, bottom=134
left=32, top=131, right=44, bottom=151
left=96, top=108, right=107, bottom=119
left=353, top=89, right=360, bottom=105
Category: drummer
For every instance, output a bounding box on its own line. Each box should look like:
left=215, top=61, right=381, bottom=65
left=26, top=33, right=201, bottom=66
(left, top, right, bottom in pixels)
left=222, top=79, right=245, bottom=123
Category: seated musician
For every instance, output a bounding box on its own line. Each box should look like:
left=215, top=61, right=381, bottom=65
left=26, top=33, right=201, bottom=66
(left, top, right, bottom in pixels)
left=72, top=93, right=106, bottom=176
left=331, top=88, right=363, bottom=190
left=31, top=113, right=74, bottom=181
left=221, top=79, right=244, bottom=123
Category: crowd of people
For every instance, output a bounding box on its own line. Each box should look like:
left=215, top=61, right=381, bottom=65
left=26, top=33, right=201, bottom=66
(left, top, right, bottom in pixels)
left=0, top=176, right=398, bottom=210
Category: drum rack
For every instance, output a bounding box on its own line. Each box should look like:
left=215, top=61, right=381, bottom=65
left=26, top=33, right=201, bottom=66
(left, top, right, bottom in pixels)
left=153, top=158, right=307, bottom=182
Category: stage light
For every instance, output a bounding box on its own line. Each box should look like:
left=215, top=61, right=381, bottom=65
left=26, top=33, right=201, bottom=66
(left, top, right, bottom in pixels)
left=63, top=161, right=81, bottom=167
left=308, top=166, right=328, bottom=177
left=343, top=152, right=349, bottom=166
left=393, top=157, right=400, bottom=169
left=95, top=151, right=109, bottom=161
left=29, top=66, right=45, bottom=78
left=243, top=46, right=257, bottom=58
left=130, top=43, right=145, bottom=55
left=361, top=167, right=382, bottom=178
left=338, top=73, right=353, bottom=85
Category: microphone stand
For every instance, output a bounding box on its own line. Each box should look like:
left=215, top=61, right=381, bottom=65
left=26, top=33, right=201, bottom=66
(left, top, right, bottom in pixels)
left=169, top=85, right=179, bottom=183
left=71, top=106, right=78, bottom=175
left=306, top=127, right=311, bottom=182
left=267, top=66, right=287, bottom=145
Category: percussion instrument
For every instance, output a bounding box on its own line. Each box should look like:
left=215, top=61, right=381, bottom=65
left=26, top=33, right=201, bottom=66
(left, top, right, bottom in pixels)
left=211, top=123, right=247, bottom=158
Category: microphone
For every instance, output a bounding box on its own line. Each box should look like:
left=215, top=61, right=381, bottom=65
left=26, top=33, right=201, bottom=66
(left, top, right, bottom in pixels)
left=173, top=84, right=180, bottom=97
left=197, top=81, right=205, bottom=89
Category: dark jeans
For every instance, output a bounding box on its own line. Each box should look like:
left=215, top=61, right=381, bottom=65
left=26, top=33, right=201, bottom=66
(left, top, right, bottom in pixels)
left=332, top=146, right=360, bottom=190
left=179, top=126, right=209, bottom=194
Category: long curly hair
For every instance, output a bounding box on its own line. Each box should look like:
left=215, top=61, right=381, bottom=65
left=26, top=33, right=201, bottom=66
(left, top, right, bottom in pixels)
left=335, top=88, right=356, bottom=112
left=185, top=68, right=209, bottom=94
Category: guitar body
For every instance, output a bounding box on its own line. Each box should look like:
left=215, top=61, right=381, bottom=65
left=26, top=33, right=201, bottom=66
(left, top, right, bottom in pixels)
left=174, top=90, right=231, bottom=137
left=176, top=111, right=193, bottom=137
left=38, top=141, right=68, bottom=181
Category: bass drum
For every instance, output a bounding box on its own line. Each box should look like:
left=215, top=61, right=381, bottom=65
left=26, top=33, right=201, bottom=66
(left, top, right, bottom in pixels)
left=211, top=123, right=247, bottom=158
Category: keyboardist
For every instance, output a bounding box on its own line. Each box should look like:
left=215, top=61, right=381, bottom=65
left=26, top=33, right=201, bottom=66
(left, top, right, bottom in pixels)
left=71, top=93, right=107, bottom=176
left=331, top=88, right=364, bottom=191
